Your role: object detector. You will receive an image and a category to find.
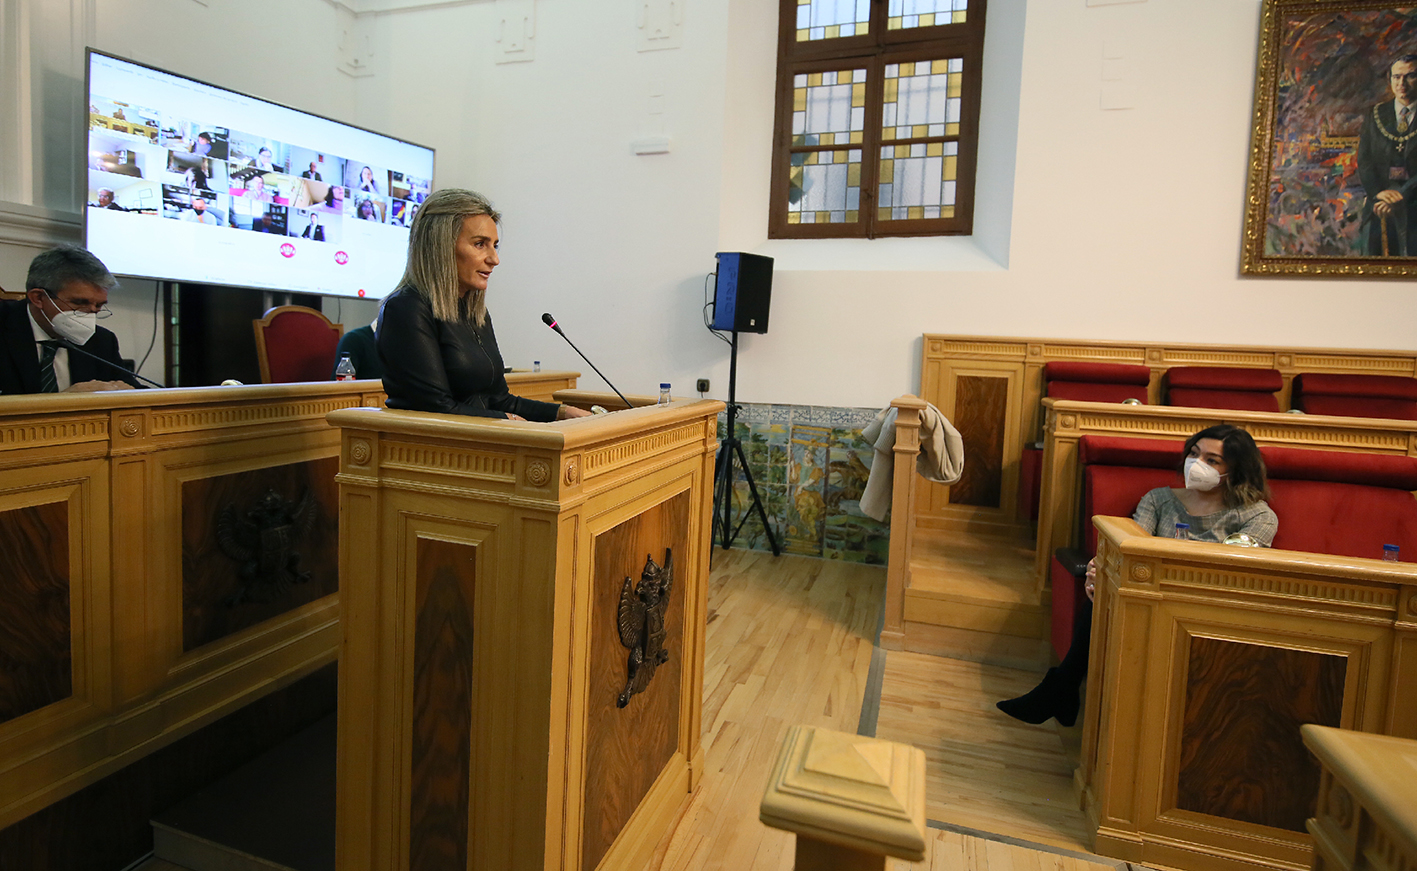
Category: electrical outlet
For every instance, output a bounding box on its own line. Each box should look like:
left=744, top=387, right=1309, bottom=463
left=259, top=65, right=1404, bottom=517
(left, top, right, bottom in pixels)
left=696, top=378, right=710, bottom=393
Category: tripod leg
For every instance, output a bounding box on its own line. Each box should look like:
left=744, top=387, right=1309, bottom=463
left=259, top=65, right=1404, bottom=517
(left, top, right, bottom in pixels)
left=711, top=439, right=736, bottom=550
left=732, top=439, right=781, bottom=556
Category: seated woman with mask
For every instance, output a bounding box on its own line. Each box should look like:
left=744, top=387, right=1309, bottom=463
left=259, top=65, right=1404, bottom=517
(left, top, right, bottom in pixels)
left=997, top=424, right=1276, bottom=726
left=377, top=188, right=591, bottom=421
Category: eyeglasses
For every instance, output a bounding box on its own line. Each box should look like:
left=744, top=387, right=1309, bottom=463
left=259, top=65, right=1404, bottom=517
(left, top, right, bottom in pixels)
left=47, top=292, right=113, bottom=318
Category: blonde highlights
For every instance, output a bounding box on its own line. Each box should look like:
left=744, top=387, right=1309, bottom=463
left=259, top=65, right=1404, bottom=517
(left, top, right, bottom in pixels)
left=399, top=189, right=501, bottom=325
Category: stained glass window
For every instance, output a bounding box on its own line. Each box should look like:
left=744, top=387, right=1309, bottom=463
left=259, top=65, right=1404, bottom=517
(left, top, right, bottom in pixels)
left=887, top=0, right=968, bottom=30
left=796, top=0, right=871, bottom=42
left=772, top=0, right=984, bottom=238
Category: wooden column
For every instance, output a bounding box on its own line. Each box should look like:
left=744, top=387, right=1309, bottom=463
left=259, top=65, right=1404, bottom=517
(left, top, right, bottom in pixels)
left=1302, top=726, right=1417, bottom=871
left=329, top=396, right=721, bottom=871
left=760, top=725, right=927, bottom=871
left=881, top=395, right=924, bottom=651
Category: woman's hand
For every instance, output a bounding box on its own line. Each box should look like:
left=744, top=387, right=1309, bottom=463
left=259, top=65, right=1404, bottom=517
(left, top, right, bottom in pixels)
left=557, top=404, right=593, bottom=419
left=504, top=412, right=527, bottom=421
left=1085, top=558, right=1097, bottom=602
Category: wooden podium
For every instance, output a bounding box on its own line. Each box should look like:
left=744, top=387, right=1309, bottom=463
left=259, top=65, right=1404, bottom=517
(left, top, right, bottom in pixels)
left=326, top=396, right=723, bottom=871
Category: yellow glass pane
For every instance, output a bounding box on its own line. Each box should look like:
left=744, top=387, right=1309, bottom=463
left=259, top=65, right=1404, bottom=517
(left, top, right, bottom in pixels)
left=942, top=205, right=956, bottom=217
left=943, top=155, right=957, bottom=180
left=834, top=150, right=849, bottom=164
left=894, top=144, right=911, bottom=158
left=883, top=79, right=898, bottom=104
left=900, top=62, right=914, bottom=77
left=846, top=210, right=858, bottom=222
left=946, top=122, right=960, bottom=136
left=798, top=0, right=810, bottom=5
left=849, top=131, right=863, bottom=144
left=797, top=28, right=809, bottom=41
left=788, top=212, right=802, bottom=224
left=953, top=10, right=966, bottom=23
left=847, top=164, right=861, bottom=186
left=948, top=74, right=962, bottom=98
left=859, top=22, right=870, bottom=35
left=852, top=82, right=866, bottom=107
left=794, top=89, right=807, bottom=111
left=920, top=13, right=934, bottom=27
left=804, top=152, right=819, bottom=165
left=932, top=59, right=950, bottom=74
left=879, top=160, right=893, bottom=183
left=882, top=126, right=894, bottom=141
left=926, top=142, right=943, bottom=157
left=808, top=72, right=822, bottom=87
left=826, top=24, right=840, bottom=38
left=912, top=124, right=928, bottom=138
left=821, top=132, right=836, bottom=145
left=908, top=206, right=924, bottom=220
left=877, top=207, right=892, bottom=220
left=887, top=16, right=902, bottom=29
left=817, top=211, right=830, bottom=222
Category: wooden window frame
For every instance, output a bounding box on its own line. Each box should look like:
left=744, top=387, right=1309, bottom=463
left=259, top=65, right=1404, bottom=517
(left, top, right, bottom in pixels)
left=769, top=0, right=988, bottom=239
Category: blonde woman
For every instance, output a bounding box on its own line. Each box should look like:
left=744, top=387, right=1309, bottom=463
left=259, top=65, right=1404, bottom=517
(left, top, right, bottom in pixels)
left=376, top=189, right=590, bottom=421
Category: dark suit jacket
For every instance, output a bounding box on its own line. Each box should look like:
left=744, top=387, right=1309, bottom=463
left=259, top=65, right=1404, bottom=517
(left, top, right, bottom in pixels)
left=302, top=225, right=325, bottom=241
left=1357, top=100, right=1417, bottom=255
left=301, top=170, right=323, bottom=181
left=0, top=299, right=139, bottom=394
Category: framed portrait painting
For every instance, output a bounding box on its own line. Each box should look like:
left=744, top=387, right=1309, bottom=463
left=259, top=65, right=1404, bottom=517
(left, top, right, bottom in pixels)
left=1243, top=0, right=1417, bottom=275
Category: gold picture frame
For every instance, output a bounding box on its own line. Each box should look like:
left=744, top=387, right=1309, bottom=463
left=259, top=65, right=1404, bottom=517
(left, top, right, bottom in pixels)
left=1243, top=0, right=1417, bottom=276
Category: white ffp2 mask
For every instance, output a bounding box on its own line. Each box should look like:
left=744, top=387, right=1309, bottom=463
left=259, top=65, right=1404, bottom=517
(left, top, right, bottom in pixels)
left=1184, top=457, right=1224, bottom=491
left=47, top=310, right=97, bottom=346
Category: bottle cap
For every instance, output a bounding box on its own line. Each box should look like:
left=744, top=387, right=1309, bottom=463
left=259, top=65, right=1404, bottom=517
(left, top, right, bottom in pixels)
left=1384, top=544, right=1400, bottom=552
left=660, top=383, right=671, bottom=389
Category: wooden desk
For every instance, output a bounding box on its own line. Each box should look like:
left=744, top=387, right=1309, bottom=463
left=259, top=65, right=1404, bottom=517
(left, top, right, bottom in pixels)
left=0, top=381, right=382, bottom=830
left=1079, top=516, right=1417, bottom=871
left=328, top=395, right=722, bottom=871
left=1302, top=726, right=1417, bottom=871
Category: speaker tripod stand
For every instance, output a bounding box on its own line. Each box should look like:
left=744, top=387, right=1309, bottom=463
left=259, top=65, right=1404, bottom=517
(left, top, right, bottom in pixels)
left=711, top=329, right=780, bottom=555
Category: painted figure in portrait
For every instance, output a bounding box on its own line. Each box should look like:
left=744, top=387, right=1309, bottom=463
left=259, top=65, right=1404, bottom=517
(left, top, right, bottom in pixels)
left=1251, top=5, right=1417, bottom=269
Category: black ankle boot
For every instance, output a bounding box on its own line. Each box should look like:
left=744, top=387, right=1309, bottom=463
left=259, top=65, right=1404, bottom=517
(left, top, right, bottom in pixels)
left=996, top=667, right=1080, bottom=727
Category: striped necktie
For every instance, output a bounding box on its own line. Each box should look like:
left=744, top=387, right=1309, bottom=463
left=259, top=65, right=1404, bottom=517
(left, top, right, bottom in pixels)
left=1402, top=107, right=1412, bottom=132
left=38, top=340, right=60, bottom=393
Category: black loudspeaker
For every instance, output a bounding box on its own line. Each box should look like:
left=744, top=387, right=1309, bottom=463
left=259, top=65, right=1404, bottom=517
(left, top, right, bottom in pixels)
left=711, top=252, right=773, bottom=334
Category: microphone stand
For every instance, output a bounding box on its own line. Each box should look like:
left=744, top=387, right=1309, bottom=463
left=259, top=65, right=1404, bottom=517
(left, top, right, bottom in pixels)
left=710, top=329, right=779, bottom=555
left=544, top=319, right=632, bottom=409
left=57, top=337, right=165, bottom=389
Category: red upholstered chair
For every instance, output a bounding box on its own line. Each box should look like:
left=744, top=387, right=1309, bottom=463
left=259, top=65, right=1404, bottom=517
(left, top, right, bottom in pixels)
left=1043, top=361, right=1150, bottom=403
left=1262, top=447, right=1417, bottom=558
left=1164, top=366, right=1281, bottom=413
left=252, top=305, right=344, bottom=383
left=1048, top=436, right=1180, bottom=659
left=1292, top=373, right=1417, bottom=420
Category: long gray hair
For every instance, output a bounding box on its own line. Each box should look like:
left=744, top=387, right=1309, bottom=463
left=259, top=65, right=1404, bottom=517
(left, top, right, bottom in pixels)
left=399, top=189, right=501, bottom=325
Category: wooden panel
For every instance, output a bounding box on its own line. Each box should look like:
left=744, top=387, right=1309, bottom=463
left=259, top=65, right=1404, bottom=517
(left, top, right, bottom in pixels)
left=948, top=375, right=1008, bottom=508
left=1177, top=635, right=1346, bottom=832
left=181, top=457, right=339, bottom=652
left=0, top=501, right=71, bottom=724
left=410, top=538, right=477, bottom=871
left=582, top=491, right=690, bottom=871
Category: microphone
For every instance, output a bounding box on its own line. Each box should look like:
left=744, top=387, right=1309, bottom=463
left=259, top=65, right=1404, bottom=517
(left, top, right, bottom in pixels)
left=541, top=312, right=632, bottom=409
left=54, top=337, right=165, bottom=389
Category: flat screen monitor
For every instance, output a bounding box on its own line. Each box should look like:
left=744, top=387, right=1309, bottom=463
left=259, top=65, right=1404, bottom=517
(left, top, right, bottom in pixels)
left=84, top=50, right=434, bottom=300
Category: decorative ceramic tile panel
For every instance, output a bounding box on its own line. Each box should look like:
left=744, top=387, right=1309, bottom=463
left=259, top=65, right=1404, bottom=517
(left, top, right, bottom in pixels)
left=719, top=403, right=888, bottom=564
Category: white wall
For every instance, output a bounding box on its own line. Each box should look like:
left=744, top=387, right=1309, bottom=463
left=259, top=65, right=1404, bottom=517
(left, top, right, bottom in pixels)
left=4, top=0, right=1413, bottom=403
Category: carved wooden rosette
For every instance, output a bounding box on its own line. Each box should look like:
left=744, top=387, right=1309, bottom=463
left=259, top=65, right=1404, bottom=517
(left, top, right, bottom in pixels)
left=328, top=395, right=721, bottom=871
left=1078, top=516, right=1417, bottom=871
left=760, top=725, right=927, bottom=868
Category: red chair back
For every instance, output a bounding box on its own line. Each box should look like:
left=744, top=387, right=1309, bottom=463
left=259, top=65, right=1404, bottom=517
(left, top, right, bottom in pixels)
left=252, top=305, right=344, bottom=383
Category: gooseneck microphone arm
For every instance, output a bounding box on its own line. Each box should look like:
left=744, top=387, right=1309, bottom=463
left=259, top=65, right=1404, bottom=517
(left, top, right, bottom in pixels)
left=541, top=312, right=632, bottom=410
left=56, top=337, right=165, bottom=388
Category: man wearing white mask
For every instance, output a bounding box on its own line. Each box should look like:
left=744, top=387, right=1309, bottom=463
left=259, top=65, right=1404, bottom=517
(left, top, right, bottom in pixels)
left=0, top=245, right=139, bottom=394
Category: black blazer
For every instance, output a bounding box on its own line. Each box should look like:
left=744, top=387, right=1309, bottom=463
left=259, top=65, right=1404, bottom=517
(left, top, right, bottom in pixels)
left=376, top=287, right=559, bottom=420
left=0, top=299, right=139, bottom=394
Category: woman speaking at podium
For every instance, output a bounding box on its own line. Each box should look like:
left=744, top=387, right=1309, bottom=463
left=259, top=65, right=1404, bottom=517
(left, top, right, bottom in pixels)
left=377, top=188, right=590, bottom=421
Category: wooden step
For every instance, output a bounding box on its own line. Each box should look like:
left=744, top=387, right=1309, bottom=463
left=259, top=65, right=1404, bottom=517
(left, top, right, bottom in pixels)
left=151, top=715, right=335, bottom=871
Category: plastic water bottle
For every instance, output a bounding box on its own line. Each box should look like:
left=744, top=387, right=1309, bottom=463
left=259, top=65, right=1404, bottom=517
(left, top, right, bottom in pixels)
left=659, top=383, right=671, bottom=405
left=1383, top=544, right=1400, bottom=561
left=335, top=353, right=356, bottom=381
left=1174, top=522, right=1190, bottom=540
left=533, top=360, right=541, bottom=373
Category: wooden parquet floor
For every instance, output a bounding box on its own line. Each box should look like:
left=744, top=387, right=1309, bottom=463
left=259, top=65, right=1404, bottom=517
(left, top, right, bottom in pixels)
left=648, top=548, right=1109, bottom=871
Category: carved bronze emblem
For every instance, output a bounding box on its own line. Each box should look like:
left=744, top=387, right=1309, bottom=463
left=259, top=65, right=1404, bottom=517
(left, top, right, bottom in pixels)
left=215, top=488, right=317, bottom=606
left=616, top=549, right=674, bottom=708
